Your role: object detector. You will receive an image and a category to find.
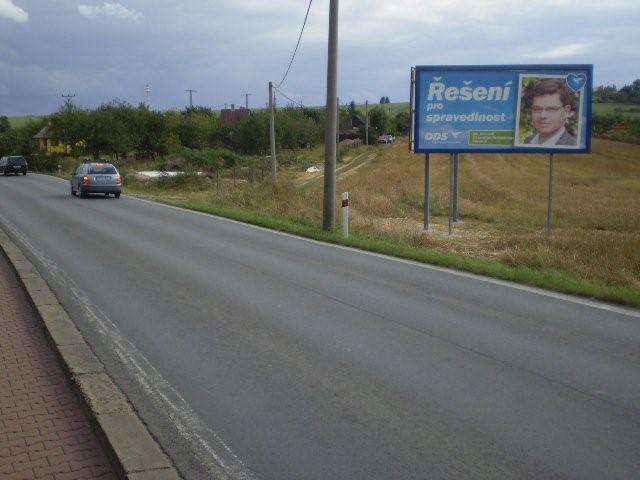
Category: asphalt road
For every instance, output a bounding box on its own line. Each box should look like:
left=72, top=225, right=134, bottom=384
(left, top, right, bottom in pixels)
left=1, top=173, right=639, bottom=480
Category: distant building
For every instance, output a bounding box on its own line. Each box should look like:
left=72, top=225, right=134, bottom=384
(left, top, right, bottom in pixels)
left=33, top=126, right=71, bottom=154
left=339, top=114, right=366, bottom=141
left=220, top=105, right=251, bottom=126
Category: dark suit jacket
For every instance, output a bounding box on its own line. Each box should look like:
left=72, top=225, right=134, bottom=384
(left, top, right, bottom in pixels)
left=524, top=130, right=578, bottom=146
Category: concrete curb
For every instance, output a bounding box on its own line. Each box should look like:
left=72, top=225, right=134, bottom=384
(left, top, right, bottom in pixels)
left=0, top=229, right=182, bottom=480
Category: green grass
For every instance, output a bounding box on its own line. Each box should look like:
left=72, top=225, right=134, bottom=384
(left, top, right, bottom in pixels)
left=353, top=102, right=640, bottom=120
left=592, top=103, right=640, bottom=119
left=7, top=116, right=44, bottom=128
left=126, top=190, right=640, bottom=308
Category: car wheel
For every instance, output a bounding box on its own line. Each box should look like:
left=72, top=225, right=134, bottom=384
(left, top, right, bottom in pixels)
left=71, top=186, right=76, bottom=196
left=114, top=193, right=121, bottom=199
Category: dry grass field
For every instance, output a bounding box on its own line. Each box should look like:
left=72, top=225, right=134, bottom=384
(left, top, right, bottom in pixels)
left=127, top=138, right=640, bottom=296
left=336, top=139, right=640, bottom=289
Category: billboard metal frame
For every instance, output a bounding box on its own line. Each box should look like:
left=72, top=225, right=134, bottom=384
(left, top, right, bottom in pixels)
left=411, top=64, right=593, bottom=154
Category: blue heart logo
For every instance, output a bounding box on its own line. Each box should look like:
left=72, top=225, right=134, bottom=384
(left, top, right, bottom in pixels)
left=566, top=73, right=587, bottom=92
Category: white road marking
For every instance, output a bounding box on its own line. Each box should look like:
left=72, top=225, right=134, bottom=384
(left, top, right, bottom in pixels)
left=126, top=194, right=640, bottom=320
left=26, top=173, right=640, bottom=319
left=0, top=212, right=257, bottom=480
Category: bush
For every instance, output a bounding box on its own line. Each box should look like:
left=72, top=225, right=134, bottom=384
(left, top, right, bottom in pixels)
left=27, top=154, right=63, bottom=172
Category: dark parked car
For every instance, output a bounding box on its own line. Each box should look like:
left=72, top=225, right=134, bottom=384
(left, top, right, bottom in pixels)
left=71, top=162, right=121, bottom=198
left=0, top=155, right=28, bottom=175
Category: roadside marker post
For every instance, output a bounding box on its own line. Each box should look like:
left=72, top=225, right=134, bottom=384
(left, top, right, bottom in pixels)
left=341, top=192, right=349, bottom=238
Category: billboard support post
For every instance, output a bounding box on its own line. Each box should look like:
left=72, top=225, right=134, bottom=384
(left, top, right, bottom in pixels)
left=453, top=153, right=460, bottom=223
left=449, top=153, right=454, bottom=236
left=423, top=153, right=430, bottom=230
left=547, top=153, right=555, bottom=233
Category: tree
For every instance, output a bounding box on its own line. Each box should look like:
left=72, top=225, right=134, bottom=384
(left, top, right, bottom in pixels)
left=369, top=105, right=393, bottom=136
left=49, top=101, right=90, bottom=156
left=85, top=105, right=132, bottom=159
left=0, top=118, right=47, bottom=155
left=277, top=107, right=320, bottom=150
left=394, top=111, right=410, bottom=135
left=232, top=111, right=270, bottom=155
left=127, top=105, right=169, bottom=158
left=0, top=116, right=10, bottom=134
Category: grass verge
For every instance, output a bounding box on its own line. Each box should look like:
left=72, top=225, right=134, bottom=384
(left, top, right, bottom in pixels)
left=131, top=193, right=640, bottom=308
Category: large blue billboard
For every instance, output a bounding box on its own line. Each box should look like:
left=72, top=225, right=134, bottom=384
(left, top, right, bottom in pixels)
left=411, top=65, right=592, bottom=153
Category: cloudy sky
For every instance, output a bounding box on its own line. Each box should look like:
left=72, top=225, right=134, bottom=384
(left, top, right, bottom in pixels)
left=1, top=0, right=638, bottom=116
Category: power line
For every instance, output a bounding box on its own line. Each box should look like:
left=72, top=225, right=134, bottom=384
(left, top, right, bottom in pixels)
left=185, top=89, right=197, bottom=107
left=274, top=86, right=304, bottom=108
left=241, top=93, right=252, bottom=109
left=275, top=0, right=313, bottom=89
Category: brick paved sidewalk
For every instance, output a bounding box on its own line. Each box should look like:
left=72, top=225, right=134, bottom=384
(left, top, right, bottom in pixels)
left=0, top=253, right=117, bottom=480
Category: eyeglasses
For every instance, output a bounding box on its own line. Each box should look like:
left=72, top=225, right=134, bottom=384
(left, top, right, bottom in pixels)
left=532, top=105, right=566, bottom=114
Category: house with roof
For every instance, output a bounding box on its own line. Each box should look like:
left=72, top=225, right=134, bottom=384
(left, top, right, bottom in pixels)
left=33, top=126, right=71, bottom=154
left=339, top=114, right=366, bottom=141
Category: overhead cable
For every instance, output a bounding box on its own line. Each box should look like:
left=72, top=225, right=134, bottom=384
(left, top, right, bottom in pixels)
left=274, top=86, right=304, bottom=108
left=275, top=0, right=314, bottom=89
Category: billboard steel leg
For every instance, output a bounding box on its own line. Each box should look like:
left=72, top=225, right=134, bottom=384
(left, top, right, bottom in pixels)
left=547, top=153, right=555, bottom=233
left=424, top=153, right=430, bottom=230
left=449, top=153, right=454, bottom=236
left=453, top=153, right=460, bottom=223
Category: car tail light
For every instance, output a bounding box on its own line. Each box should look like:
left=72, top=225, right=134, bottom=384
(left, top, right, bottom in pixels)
left=82, top=175, right=90, bottom=185
left=116, top=175, right=122, bottom=185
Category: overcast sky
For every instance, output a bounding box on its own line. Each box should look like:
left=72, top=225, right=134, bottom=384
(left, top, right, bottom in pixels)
left=1, top=0, right=638, bottom=116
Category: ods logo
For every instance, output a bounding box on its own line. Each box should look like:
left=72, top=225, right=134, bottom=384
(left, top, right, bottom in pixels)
left=424, top=132, right=448, bottom=141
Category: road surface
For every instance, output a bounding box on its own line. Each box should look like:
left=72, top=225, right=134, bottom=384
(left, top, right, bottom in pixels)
left=1, top=173, right=639, bottom=479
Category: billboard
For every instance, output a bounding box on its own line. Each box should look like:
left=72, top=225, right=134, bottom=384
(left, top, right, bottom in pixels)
left=411, top=65, right=592, bottom=153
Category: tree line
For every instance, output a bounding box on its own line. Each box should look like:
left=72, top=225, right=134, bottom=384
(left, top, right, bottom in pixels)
left=0, top=100, right=410, bottom=160
left=593, top=79, right=640, bottom=104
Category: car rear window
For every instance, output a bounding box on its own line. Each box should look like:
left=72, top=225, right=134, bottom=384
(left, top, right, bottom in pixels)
left=8, top=157, right=26, bottom=166
left=88, top=164, right=117, bottom=174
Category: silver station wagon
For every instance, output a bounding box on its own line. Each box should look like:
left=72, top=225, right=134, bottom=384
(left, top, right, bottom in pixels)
left=71, top=162, right=122, bottom=198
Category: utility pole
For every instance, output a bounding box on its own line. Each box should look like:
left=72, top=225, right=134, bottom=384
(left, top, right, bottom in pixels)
left=144, top=84, right=150, bottom=108
left=336, top=96, right=340, bottom=159
left=365, top=100, right=369, bottom=146
left=61, top=93, right=75, bottom=104
left=268, top=81, right=277, bottom=180
left=323, top=0, right=339, bottom=231
left=185, top=89, right=197, bottom=108
left=242, top=93, right=252, bottom=109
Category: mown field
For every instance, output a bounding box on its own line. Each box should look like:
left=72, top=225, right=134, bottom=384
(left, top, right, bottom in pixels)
left=353, top=102, right=640, bottom=120
left=7, top=116, right=43, bottom=128
left=124, top=138, right=640, bottom=306
left=592, top=102, right=640, bottom=119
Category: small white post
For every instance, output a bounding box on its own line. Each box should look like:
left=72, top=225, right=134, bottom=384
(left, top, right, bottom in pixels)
left=58, top=164, right=62, bottom=176
left=341, top=192, right=349, bottom=238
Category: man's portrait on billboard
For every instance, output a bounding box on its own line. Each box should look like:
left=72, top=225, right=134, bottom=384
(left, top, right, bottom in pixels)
left=515, top=75, right=582, bottom=148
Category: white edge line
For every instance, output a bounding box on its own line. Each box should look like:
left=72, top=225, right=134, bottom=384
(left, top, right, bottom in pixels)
left=37, top=173, right=640, bottom=319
